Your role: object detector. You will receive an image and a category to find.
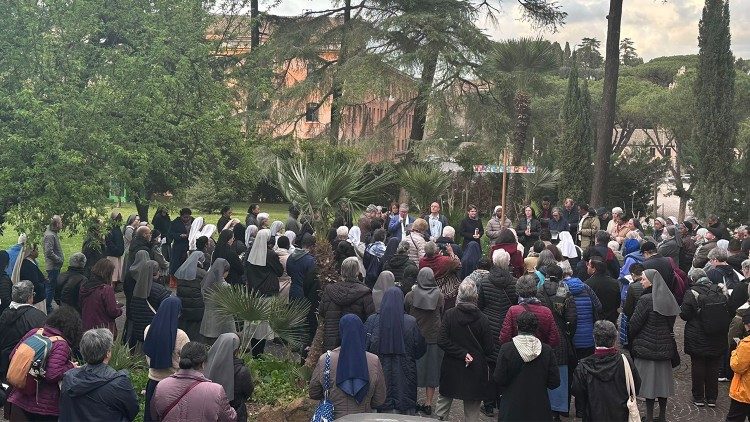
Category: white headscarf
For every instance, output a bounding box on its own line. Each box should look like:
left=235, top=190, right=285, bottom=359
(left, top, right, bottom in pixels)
left=348, top=226, right=362, bottom=246
left=10, top=234, right=28, bottom=285
left=269, top=221, right=284, bottom=237
left=256, top=212, right=270, bottom=227
left=248, top=229, right=271, bottom=266
left=245, top=225, right=258, bottom=246
left=189, top=217, right=204, bottom=251
left=557, top=231, right=578, bottom=259
left=200, top=224, right=217, bottom=240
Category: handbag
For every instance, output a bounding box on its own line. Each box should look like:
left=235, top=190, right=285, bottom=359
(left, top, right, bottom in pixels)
left=669, top=331, right=681, bottom=368
left=621, top=354, right=641, bottom=422
left=311, top=351, right=335, bottom=422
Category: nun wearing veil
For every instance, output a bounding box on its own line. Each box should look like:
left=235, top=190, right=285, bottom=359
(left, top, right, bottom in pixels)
left=199, top=258, right=236, bottom=345
left=310, top=314, right=387, bottom=419
left=204, top=333, right=254, bottom=422
left=245, top=229, right=283, bottom=357
left=175, top=252, right=207, bottom=341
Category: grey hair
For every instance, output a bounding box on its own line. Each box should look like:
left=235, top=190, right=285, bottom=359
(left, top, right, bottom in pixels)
left=397, top=240, right=411, bottom=254
left=69, top=252, right=87, bottom=269
left=742, top=259, right=750, bottom=271
left=536, top=250, right=557, bottom=269
left=456, top=279, right=478, bottom=304
left=442, top=226, right=455, bottom=239
left=492, top=248, right=510, bottom=269
left=51, top=215, right=62, bottom=225
left=340, top=257, right=361, bottom=282
left=336, top=226, right=349, bottom=238
left=12, top=280, right=34, bottom=303
left=399, top=203, right=409, bottom=212
left=551, top=207, right=562, bottom=215
left=708, top=247, right=728, bottom=262
left=79, top=328, right=113, bottom=365
left=424, top=241, right=438, bottom=258
left=593, top=320, right=617, bottom=348
left=515, top=274, right=538, bottom=298
left=595, top=230, right=611, bottom=244
left=688, top=268, right=707, bottom=282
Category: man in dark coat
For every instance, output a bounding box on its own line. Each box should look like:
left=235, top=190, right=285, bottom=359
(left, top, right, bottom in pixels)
left=245, top=204, right=259, bottom=228
left=572, top=320, right=641, bottom=422
left=0, top=280, right=47, bottom=380
left=168, top=208, right=192, bottom=275
left=216, top=205, right=232, bottom=232
left=60, top=328, right=139, bottom=422
left=286, top=234, right=319, bottom=355
left=706, top=214, right=731, bottom=241
left=585, top=256, right=621, bottom=325
left=494, top=311, right=560, bottom=421
left=561, top=198, right=580, bottom=236
left=707, top=247, right=741, bottom=288
left=56, top=253, right=88, bottom=312
left=591, top=230, right=621, bottom=279
left=641, top=241, right=676, bottom=294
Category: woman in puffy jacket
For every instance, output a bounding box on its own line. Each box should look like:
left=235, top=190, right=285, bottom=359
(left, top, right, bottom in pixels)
left=6, top=306, right=82, bottom=420
left=628, top=269, right=681, bottom=422
left=79, top=258, right=123, bottom=337
left=175, top=252, right=206, bottom=342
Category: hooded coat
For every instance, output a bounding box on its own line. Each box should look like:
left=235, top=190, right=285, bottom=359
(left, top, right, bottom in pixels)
left=57, top=267, right=87, bottom=310
left=680, top=280, right=728, bottom=357
left=0, top=304, right=46, bottom=379
left=477, top=266, right=517, bottom=362
left=176, top=267, right=206, bottom=342
left=572, top=352, right=641, bottom=422
left=438, top=302, right=495, bottom=401
left=382, top=252, right=418, bottom=295
left=567, top=277, right=603, bottom=349
left=59, top=363, right=139, bottom=422
left=319, top=280, right=375, bottom=350
left=494, top=336, right=559, bottom=421
left=286, top=248, right=317, bottom=302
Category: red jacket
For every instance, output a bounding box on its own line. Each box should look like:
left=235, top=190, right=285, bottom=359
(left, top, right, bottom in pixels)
left=79, top=282, right=122, bottom=337
left=419, top=255, right=459, bottom=279
left=499, top=303, right=560, bottom=347
left=490, top=243, right=524, bottom=277
left=7, top=326, right=74, bottom=416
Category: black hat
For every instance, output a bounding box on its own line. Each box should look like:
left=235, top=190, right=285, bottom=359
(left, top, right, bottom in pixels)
left=640, top=241, right=657, bottom=253
left=742, top=313, right=750, bottom=325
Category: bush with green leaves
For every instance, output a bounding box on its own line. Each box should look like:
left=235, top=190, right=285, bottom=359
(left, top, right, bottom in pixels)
left=184, top=178, right=238, bottom=213
left=245, top=354, right=308, bottom=406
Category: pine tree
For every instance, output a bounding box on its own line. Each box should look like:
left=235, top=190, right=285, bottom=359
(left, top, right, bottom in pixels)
left=619, top=38, right=643, bottom=66
left=690, top=0, right=736, bottom=217
left=563, top=42, right=571, bottom=66
left=556, top=55, right=593, bottom=201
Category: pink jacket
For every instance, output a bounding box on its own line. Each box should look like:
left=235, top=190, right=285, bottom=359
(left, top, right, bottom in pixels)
left=151, top=369, right=237, bottom=422
left=7, top=326, right=74, bottom=416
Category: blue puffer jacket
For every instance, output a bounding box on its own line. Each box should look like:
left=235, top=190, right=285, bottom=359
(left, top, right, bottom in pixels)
left=619, top=251, right=644, bottom=279
left=566, top=277, right=602, bottom=349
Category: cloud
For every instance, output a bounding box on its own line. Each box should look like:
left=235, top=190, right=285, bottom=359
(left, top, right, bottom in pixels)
left=266, top=0, right=750, bottom=60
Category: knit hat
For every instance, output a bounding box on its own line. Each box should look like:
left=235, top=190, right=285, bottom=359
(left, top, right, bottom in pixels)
left=612, top=207, right=623, bottom=215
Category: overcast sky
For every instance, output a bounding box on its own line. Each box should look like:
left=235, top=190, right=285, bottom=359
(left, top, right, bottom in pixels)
left=266, top=0, right=750, bottom=60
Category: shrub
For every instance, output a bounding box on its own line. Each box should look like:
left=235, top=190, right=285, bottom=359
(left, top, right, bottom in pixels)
left=245, top=354, right=308, bottom=406
left=184, top=178, right=236, bottom=213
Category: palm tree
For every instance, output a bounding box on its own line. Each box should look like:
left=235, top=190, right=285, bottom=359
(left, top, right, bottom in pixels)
left=486, top=38, right=558, bottom=213
left=397, top=165, right=452, bottom=214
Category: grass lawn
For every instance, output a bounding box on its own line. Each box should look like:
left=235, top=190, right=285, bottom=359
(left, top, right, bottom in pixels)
left=0, top=202, right=290, bottom=268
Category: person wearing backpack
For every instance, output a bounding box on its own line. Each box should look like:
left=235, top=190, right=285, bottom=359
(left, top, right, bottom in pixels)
left=6, top=305, right=82, bottom=420
left=0, top=281, right=47, bottom=382
left=680, top=268, right=729, bottom=407
left=363, top=229, right=387, bottom=289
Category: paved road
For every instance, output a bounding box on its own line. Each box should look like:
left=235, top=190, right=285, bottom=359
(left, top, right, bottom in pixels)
left=417, top=318, right=731, bottom=421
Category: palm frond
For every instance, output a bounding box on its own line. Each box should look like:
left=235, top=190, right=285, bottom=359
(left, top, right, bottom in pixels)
left=397, top=165, right=452, bottom=214
left=522, top=168, right=562, bottom=203
left=207, top=285, right=310, bottom=347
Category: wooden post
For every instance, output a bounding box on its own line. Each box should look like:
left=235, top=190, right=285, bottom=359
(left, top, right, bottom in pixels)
left=500, top=148, right=508, bottom=224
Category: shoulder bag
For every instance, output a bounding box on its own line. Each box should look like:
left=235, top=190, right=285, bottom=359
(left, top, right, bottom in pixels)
left=311, top=351, right=335, bottom=422
left=621, top=354, right=640, bottom=422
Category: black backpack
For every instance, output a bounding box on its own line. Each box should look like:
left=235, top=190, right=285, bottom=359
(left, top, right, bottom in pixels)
left=692, top=286, right=730, bottom=335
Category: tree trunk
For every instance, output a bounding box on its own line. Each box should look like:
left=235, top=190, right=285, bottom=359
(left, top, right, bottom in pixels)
left=329, top=0, right=351, bottom=146
left=590, top=0, right=623, bottom=207
left=678, top=195, right=688, bottom=222
left=134, top=195, right=150, bottom=223
left=409, top=47, right=439, bottom=142
left=250, top=0, right=260, bottom=49
left=507, top=90, right=530, bottom=211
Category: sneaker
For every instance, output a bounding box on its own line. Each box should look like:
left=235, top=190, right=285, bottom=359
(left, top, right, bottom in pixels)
left=707, top=400, right=716, bottom=407
left=480, top=405, right=495, bottom=418
left=693, top=400, right=705, bottom=407
left=719, top=377, right=729, bottom=382
left=422, top=405, right=432, bottom=416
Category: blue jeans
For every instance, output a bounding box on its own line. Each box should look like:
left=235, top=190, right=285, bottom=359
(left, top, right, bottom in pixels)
left=46, top=269, right=59, bottom=314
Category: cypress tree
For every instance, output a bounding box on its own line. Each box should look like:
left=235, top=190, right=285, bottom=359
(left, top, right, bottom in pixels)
left=690, top=0, right=736, bottom=217
left=556, top=55, right=593, bottom=201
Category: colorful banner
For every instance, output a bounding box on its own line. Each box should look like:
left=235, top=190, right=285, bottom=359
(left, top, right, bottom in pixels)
left=473, top=164, right=536, bottom=174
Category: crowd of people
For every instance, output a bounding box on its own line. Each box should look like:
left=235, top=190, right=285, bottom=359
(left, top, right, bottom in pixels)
left=0, top=198, right=748, bottom=421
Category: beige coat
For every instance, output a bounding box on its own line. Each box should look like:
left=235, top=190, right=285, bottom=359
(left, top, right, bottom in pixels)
left=579, top=215, right=601, bottom=250
left=309, top=348, right=387, bottom=419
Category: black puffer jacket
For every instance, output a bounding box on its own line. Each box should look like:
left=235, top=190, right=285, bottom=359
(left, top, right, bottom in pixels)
left=319, top=280, right=375, bottom=350
left=0, top=275, right=11, bottom=316
left=128, top=283, right=171, bottom=343
left=176, top=268, right=206, bottom=323
left=680, top=281, right=728, bottom=357
left=104, top=226, right=125, bottom=257
left=572, top=352, right=641, bottom=422
left=0, top=305, right=47, bottom=379
left=382, top=253, right=419, bottom=295
left=477, top=266, right=517, bottom=362
left=628, top=288, right=677, bottom=361
left=538, top=280, right=577, bottom=365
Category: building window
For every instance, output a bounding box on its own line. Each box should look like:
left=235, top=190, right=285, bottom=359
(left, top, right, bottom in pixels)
left=306, top=103, right=319, bottom=122
left=664, top=147, right=672, bottom=157
left=649, top=147, right=656, bottom=157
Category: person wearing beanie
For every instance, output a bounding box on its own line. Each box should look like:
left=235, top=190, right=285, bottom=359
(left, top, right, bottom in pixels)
left=486, top=205, right=511, bottom=245
left=641, top=241, right=677, bottom=296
